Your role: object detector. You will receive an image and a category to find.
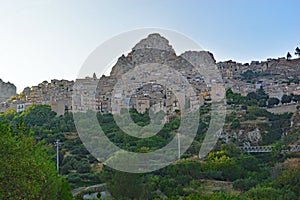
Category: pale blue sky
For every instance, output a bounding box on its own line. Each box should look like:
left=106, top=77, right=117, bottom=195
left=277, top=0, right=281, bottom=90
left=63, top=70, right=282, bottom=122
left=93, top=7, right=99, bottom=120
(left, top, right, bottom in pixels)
left=0, top=0, right=299, bottom=92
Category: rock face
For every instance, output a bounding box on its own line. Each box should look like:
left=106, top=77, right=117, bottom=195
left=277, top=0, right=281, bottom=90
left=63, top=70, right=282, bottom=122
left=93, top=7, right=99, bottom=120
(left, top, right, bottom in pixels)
left=132, top=33, right=175, bottom=52
left=110, top=54, right=134, bottom=78
left=0, top=79, right=16, bottom=102
left=220, top=128, right=263, bottom=146
left=181, top=51, right=216, bottom=65
left=110, top=33, right=177, bottom=78
left=109, top=33, right=215, bottom=81
left=180, top=51, right=221, bottom=83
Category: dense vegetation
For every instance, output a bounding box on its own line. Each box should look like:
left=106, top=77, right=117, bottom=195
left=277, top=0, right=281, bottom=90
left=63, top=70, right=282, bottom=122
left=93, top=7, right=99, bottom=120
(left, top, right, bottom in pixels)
left=240, top=70, right=272, bottom=81
left=226, top=87, right=300, bottom=108
left=102, top=143, right=299, bottom=199
left=0, top=101, right=299, bottom=199
left=0, top=109, right=73, bottom=200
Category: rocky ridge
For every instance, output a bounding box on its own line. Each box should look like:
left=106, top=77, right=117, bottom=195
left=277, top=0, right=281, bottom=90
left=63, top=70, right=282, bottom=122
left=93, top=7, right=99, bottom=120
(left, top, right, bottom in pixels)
left=0, top=79, right=16, bottom=102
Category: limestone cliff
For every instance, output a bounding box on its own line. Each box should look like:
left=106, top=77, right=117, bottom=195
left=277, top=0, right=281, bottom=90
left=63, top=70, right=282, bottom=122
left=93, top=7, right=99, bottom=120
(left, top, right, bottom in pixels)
left=0, top=79, right=16, bottom=102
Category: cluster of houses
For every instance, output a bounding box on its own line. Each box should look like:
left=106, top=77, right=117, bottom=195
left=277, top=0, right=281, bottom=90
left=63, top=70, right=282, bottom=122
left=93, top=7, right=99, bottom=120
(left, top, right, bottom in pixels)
left=218, top=58, right=300, bottom=99
left=0, top=79, right=74, bottom=115
left=1, top=34, right=300, bottom=116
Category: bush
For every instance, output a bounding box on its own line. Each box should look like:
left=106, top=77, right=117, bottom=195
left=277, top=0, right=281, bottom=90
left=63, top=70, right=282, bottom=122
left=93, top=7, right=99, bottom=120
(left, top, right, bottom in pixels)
left=244, top=113, right=256, bottom=120
left=77, top=162, right=91, bottom=173
left=245, top=186, right=296, bottom=200
left=61, top=162, right=73, bottom=175
left=281, top=94, right=292, bottom=104
left=67, top=173, right=81, bottom=184
left=268, top=97, right=280, bottom=108
left=230, top=119, right=241, bottom=129
left=233, top=178, right=258, bottom=191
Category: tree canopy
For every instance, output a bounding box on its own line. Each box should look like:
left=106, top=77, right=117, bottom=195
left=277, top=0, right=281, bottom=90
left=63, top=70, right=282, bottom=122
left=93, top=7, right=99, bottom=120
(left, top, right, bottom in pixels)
left=0, top=121, right=73, bottom=200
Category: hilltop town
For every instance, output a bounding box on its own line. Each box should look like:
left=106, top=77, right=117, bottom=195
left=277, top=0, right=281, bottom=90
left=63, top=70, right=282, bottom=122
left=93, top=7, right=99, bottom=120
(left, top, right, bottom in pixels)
left=1, top=33, right=300, bottom=116
left=1, top=34, right=300, bottom=199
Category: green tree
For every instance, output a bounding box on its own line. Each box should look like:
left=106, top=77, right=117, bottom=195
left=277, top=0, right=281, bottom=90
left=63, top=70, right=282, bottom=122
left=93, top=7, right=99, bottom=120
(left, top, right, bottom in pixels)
left=258, top=99, right=267, bottom=107
left=295, top=47, right=300, bottom=58
left=247, top=92, right=259, bottom=101
left=104, top=168, right=146, bottom=199
left=19, top=104, right=57, bottom=128
left=221, top=144, right=241, bottom=158
left=226, top=89, right=246, bottom=105
left=268, top=97, right=280, bottom=108
left=245, top=186, right=296, bottom=200
left=256, top=87, right=269, bottom=100
left=230, top=118, right=241, bottom=129
left=205, top=151, right=244, bottom=181
left=76, top=161, right=91, bottom=173
left=292, top=94, right=300, bottom=102
left=281, top=94, right=292, bottom=104
left=273, top=166, right=300, bottom=197
left=0, top=122, right=73, bottom=200
left=287, top=52, right=292, bottom=60
left=241, top=70, right=256, bottom=80
left=233, top=177, right=258, bottom=191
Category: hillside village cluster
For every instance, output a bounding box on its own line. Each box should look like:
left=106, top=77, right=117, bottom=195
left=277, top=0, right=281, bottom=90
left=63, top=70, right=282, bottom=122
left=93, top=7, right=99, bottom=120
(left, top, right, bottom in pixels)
left=1, top=34, right=300, bottom=116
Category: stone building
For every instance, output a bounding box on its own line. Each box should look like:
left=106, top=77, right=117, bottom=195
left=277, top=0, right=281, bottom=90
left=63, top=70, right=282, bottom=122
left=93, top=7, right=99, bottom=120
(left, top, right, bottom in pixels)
left=17, top=79, right=74, bottom=114
left=72, top=76, right=99, bottom=112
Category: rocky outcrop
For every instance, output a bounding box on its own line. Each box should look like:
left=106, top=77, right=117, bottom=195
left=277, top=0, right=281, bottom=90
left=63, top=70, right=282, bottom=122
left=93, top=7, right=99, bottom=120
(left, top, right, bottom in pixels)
left=132, top=33, right=175, bottom=52
left=110, top=54, right=134, bottom=78
left=0, top=79, right=16, bottom=102
left=109, top=33, right=215, bottom=83
left=110, top=33, right=177, bottom=78
left=220, top=128, right=263, bottom=146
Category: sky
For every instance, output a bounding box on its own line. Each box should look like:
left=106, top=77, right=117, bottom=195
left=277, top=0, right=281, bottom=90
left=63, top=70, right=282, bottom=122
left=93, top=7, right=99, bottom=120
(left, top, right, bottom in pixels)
left=0, top=0, right=299, bottom=93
